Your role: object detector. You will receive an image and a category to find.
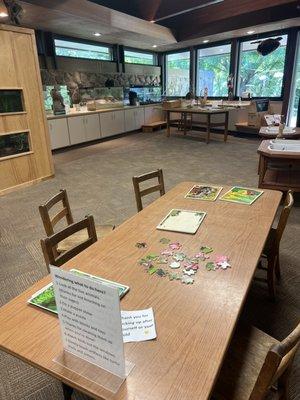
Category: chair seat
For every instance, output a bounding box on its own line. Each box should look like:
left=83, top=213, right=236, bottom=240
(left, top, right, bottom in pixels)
left=58, top=224, right=115, bottom=253
left=213, top=324, right=279, bottom=400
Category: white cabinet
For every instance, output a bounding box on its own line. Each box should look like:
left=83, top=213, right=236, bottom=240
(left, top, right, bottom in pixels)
left=125, top=108, right=145, bottom=132
left=100, top=110, right=125, bottom=138
left=85, top=114, right=101, bottom=141
left=144, top=106, right=164, bottom=124
left=68, top=114, right=101, bottom=145
left=48, top=118, right=70, bottom=149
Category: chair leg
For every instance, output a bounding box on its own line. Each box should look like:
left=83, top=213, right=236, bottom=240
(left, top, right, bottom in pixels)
left=275, top=256, right=281, bottom=280
left=62, top=383, right=74, bottom=400
left=267, top=257, right=276, bottom=301
left=277, top=366, right=291, bottom=400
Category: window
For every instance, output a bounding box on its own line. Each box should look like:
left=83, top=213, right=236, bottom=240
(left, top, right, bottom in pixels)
left=0, top=90, right=24, bottom=113
left=166, top=51, right=190, bottom=96
left=54, top=39, right=113, bottom=61
left=124, top=49, right=155, bottom=65
left=288, top=35, right=300, bottom=126
left=196, top=44, right=231, bottom=97
left=0, top=132, right=30, bottom=159
left=237, top=34, right=287, bottom=98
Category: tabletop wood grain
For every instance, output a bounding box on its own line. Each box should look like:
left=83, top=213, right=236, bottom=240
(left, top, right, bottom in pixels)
left=0, top=182, right=282, bottom=400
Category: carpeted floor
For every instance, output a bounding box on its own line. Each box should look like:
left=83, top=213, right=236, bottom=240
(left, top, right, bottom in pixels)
left=0, top=130, right=299, bottom=400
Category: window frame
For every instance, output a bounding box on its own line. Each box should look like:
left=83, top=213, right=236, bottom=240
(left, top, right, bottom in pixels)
left=236, top=30, right=290, bottom=100
left=195, top=39, right=232, bottom=99
left=164, top=48, right=192, bottom=98
left=123, top=47, right=158, bottom=66
left=53, top=35, right=114, bottom=62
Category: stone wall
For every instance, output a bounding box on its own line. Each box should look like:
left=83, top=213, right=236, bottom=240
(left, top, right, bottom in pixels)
left=40, top=69, right=161, bottom=91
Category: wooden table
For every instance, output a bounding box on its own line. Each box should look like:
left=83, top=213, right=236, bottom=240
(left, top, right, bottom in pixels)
left=0, top=182, right=282, bottom=400
left=165, top=107, right=230, bottom=143
left=258, top=140, right=300, bottom=192
left=259, top=127, right=300, bottom=139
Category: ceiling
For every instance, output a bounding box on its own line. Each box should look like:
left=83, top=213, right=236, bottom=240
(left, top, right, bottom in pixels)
left=0, top=0, right=299, bottom=51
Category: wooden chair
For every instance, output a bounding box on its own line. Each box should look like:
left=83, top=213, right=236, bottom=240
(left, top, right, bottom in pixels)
left=132, top=169, right=165, bottom=212
left=41, top=215, right=97, bottom=272
left=39, top=189, right=114, bottom=252
left=212, top=322, right=300, bottom=400
left=257, top=190, right=294, bottom=300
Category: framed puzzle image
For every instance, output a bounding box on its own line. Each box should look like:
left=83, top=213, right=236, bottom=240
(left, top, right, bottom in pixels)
left=185, top=185, right=223, bottom=201
left=157, top=209, right=206, bottom=234
left=220, top=186, right=263, bottom=205
left=28, top=269, right=129, bottom=314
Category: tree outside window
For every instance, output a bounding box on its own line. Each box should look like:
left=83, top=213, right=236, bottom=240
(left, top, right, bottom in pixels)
left=238, top=35, right=287, bottom=97
left=166, top=51, right=190, bottom=96
left=124, top=50, right=155, bottom=65
left=196, top=44, right=231, bottom=97
left=54, top=39, right=112, bottom=61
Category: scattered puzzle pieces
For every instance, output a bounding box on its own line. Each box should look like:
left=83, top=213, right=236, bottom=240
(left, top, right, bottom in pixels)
left=181, top=276, right=194, bottom=284
left=135, top=242, right=147, bottom=248
left=170, top=261, right=181, bottom=269
left=200, top=246, right=213, bottom=254
left=160, top=238, right=170, bottom=244
left=205, top=262, right=216, bottom=271
left=183, top=269, right=195, bottom=276
left=169, top=242, right=182, bottom=250
left=173, top=252, right=186, bottom=261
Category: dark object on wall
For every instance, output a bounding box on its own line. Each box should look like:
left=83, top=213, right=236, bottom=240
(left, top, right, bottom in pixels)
left=129, top=90, right=138, bottom=106
left=251, top=37, right=283, bottom=56
left=3, top=0, right=23, bottom=25
left=255, top=99, right=269, bottom=113
left=105, top=78, right=114, bottom=87
left=185, top=92, right=195, bottom=100
left=50, top=87, right=66, bottom=115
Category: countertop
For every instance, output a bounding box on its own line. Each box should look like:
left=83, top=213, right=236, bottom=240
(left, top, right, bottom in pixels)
left=47, top=103, right=163, bottom=120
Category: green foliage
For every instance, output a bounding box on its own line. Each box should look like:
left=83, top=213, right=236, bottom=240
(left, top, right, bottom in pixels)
left=56, top=47, right=111, bottom=61
left=239, top=47, right=286, bottom=97
left=197, top=54, right=230, bottom=96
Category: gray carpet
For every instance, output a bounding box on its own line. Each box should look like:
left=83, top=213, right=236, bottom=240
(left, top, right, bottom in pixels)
left=0, top=130, right=299, bottom=400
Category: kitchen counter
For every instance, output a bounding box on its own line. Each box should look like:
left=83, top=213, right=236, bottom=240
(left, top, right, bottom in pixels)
left=47, top=103, right=162, bottom=120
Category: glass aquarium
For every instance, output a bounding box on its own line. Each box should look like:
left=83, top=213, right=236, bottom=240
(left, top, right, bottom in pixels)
left=0, top=132, right=30, bottom=158
left=0, top=90, right=24, bottom=114
left=124, top=86, right=162, bottom=105
left=79, top=87, right=124, bottom=102
left=43, top=86, right=70, bottom=112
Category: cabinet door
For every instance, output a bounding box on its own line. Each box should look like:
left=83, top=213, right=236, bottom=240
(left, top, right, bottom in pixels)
left=68, top=116, right=86, bottom=145
left=125, top=109, right=136, bottom=132
left=48, top=118, right=70, bottom=149
left=135, top=108, right=145, bottom=129
left=144, top=106, right=164, bottom=124
left=113, top=110, right=125, bottom=134
left=85, top=114, right=101, bottom=141
left=100, top=112, right=115, bottom=137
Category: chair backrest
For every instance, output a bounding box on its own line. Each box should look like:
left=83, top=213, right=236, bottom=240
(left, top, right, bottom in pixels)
left=40, top=215, right=97, bottom=272
left=39, top=189, right=74, bottom=236
left=275, top=190, right=294, bottom=247
left=132, top=169, right=165, bottom=212
left=251, top=322, right=300, bottom=400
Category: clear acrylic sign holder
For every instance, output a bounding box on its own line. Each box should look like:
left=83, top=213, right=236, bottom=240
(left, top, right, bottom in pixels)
left=53, top=350, right=135, bottom=394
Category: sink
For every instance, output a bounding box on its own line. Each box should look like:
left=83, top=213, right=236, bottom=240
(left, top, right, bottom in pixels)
left=268, top=140, right=300, bottom=152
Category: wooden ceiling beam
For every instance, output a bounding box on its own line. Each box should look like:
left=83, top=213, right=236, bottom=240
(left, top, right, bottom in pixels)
left=172, top=0, right=300, bottom=41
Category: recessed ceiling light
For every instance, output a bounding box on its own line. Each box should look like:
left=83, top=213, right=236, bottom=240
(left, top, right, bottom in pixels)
left=152, top=45, right=157, bottom=48
left=203, top=39, right=209, bottom=43
left=93, top=32, right=101, bottom=37
left=247, top=30, right=255, bottom=35
left=0, top=12, right=8, bottom=17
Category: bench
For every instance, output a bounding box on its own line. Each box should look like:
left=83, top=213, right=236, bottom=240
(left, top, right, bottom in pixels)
left=142, top=120, right=167, bottom=133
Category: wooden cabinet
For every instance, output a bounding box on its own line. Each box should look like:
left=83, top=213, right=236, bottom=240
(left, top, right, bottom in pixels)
left=125, top=108, right=145, bottom=132
left=0, top=25, right=54, bottom=195
left=68, top=114, right=101, bottom=145
left=48, top=118, right=70, bottom=149
left=100, top=110, right=125, bottom=137
left=144, top=106, right=164, bottom=124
